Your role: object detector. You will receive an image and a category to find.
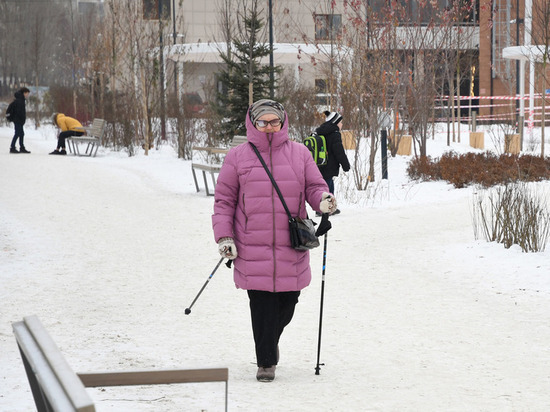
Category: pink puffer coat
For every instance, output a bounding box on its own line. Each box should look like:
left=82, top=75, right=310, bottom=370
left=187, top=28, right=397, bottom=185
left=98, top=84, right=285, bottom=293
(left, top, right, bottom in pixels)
left=212, top=111, right=329, bottom=292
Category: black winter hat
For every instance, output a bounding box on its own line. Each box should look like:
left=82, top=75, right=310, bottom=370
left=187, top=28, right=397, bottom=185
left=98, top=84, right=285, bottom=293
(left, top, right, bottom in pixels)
left=324, top=110, right=343, bottom=125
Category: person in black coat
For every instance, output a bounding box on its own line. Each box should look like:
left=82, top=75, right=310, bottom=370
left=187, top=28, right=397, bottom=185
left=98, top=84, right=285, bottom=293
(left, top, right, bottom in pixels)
left=9, top=87, right=31, bottom=154
left=314, top=110, right=350, bottom=214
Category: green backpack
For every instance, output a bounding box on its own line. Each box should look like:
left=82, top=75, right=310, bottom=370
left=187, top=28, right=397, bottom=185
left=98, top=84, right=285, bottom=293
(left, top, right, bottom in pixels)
left=304, top=132, right=328, bottom=166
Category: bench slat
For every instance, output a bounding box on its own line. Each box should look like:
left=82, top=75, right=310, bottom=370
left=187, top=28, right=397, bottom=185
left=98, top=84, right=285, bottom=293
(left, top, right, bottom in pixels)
left=13, top=318, right=95, bottom=412
left=191, top=163, right=222, bottom=172
left=191, top=135, right=247, bottom=195
left=78, top=368, right=228, bottom=387
left=13, top=315, right=229, bottom=412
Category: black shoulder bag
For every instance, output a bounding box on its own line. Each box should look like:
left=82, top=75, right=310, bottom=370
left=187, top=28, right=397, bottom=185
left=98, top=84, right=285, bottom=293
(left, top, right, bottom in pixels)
left=249, top=143, right=320, bottom=251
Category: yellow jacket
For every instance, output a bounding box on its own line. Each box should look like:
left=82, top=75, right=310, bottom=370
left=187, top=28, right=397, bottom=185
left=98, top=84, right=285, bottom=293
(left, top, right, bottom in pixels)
left=55, top=113, right=84, bottom=132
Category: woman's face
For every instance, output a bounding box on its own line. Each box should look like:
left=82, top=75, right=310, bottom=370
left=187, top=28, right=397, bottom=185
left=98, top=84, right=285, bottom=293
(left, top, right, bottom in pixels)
left=255, top=113, right=282, bottom=132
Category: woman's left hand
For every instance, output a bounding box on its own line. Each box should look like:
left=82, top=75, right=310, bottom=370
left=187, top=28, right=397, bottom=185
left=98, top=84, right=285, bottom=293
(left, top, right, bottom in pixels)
left=320, top=192, right=337, bottom=214
left=218, top=237, right=238, bottom=259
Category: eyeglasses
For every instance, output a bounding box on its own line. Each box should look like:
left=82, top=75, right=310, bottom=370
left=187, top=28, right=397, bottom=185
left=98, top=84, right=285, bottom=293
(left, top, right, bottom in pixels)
left=256, top=119, right=281, bottom=128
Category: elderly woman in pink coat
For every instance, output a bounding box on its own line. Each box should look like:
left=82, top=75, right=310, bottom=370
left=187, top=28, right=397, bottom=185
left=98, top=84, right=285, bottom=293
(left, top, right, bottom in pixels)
left=212, top=99, right=338, bottom=382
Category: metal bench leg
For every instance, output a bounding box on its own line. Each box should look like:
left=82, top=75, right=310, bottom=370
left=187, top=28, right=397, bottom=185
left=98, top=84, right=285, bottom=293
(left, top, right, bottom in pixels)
left=209, top=171, right=217, bottom=196
left=201, top=170, right=212, bottom=196
left=225, top=380, right=228, bottom=412
left=17, top=345, right=50, bottom=412
left=86, top=142, right=96, bottom=155
left=69, top=139, right=77, bottom=155
left=191, top=167, right=200, bottom=192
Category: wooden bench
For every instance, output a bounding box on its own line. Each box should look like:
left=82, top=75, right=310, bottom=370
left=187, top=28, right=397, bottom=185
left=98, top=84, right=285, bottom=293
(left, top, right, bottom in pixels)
left=67, top=118, right=106, bottom=157
left=13, top=315, right=229, bottom=412
left=192, top=135, right=247, bottom=196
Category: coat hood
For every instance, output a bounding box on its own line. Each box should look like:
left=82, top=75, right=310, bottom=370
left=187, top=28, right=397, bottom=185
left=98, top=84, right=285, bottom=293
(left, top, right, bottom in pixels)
left=14, top=90, right=25, bottom=100
left=315, top=121, right=340, bottom=136
left=245, top=108, right=290, bottom=152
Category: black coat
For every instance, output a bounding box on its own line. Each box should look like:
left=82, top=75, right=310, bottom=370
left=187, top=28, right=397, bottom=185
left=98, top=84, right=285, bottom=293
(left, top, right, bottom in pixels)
left=10, top=90, right=27, bottom=124
left=315, top=122, right=351, bottom=179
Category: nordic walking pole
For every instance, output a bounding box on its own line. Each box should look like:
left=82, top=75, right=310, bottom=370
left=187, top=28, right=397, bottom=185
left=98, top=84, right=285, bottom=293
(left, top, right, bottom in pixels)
left=315, top=232, right=328, bottom=374
left=315, top=213, right=331, bottom=375
left=185, top=257, right=225, bottom=315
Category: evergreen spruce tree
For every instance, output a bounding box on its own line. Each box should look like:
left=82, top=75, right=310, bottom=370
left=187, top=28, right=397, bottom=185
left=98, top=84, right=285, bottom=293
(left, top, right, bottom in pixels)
left=211, top=6, right=280, bottom=142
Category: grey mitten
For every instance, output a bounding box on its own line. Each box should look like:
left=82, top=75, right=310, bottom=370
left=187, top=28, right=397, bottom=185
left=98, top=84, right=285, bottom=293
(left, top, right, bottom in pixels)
left=319, top=192, right=337, bottom=214
left=218, top=237, right=238, bottom=259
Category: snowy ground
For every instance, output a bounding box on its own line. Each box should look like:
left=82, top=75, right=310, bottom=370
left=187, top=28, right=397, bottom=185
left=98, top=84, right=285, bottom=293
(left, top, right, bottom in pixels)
left=1, top=123, right=550, bottom=412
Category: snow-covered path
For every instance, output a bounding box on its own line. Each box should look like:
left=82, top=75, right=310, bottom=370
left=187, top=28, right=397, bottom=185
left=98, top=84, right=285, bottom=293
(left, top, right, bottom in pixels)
left=1, top=127, right=549, bottom=411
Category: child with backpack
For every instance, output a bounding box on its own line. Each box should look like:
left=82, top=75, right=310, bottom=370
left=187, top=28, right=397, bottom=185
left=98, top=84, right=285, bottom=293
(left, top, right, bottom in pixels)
left=308, top=111, right=350, bottom=215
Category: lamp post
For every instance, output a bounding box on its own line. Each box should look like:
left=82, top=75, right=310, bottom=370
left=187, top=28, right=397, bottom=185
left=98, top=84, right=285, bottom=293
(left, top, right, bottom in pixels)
left=515, top=0, right=524, bottom=145
left=268, top=0, right=274, bottom=99
left=172, top=0, right=178, bottom=103
left=159, top=0, right=166, bottom=141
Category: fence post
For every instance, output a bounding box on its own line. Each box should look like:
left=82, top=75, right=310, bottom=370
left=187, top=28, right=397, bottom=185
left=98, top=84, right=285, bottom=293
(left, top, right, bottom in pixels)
left=381, top=129, right=388, bottom=180
left=518, top=115, right=524, bottom=150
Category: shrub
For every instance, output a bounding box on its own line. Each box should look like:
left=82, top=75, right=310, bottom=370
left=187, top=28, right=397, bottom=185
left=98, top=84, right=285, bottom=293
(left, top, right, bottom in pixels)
left=407, top=152, right=550, bottom=188
left=472, top=183, right=550, bottom=252
left=406, top=156, right=439, bottom=181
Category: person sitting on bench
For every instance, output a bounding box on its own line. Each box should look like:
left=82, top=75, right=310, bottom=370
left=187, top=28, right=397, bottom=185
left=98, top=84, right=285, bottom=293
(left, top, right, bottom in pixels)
left=51, top=113, right=85, bottom=155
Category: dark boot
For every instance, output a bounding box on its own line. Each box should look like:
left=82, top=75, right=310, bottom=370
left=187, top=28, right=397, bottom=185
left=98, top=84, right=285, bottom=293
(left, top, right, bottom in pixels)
left=10, top=147, right=19, bottom=154
left=49, top=149, right=61, bottom=155
left=256, top=366, right=276, bottom=382
left=19, top=147, right=30, bottom=154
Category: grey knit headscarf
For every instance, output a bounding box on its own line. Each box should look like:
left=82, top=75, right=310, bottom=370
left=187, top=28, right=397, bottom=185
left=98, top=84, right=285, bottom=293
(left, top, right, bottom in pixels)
left=249, top=99, right=286, bottom=125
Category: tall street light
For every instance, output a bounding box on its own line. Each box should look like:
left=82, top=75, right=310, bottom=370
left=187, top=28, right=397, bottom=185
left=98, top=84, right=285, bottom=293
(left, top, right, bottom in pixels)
left=269, top=0, right=274, bottom=99
left=159, top=0, right=167, bottom=141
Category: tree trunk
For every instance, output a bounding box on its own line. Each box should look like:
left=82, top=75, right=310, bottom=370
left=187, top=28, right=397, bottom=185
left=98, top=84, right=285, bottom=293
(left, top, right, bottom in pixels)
left=141, top=70, right=150, bottom=156
left=541, top=71, right=546, bottom=158
left=34, top=72, right=40, bottom=128
left=456, top=67, right=461, bottom=143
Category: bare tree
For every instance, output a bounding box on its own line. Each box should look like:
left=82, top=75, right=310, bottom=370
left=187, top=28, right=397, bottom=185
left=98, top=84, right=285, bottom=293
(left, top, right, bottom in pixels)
left=102, top=0, right=169, bottom=155
left=27, top=1, right=52, bottom=127
left=0, top=0, right=71, bottom=103
left=277, top=72, right=320, bottom=140
left=530, top=0, right=550, bottom=157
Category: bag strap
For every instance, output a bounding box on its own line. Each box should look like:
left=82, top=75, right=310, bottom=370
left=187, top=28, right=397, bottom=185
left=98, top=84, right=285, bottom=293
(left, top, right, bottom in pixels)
left=249, top=143, right=293, bottom=220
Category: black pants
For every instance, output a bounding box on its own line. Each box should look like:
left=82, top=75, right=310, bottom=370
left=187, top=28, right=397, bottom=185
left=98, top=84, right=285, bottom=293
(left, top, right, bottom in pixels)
left=10, top=122, right=25, bottom=149
left=247, top=290, right=300, bottom=367
left=57, top=130, right=84, bottom=150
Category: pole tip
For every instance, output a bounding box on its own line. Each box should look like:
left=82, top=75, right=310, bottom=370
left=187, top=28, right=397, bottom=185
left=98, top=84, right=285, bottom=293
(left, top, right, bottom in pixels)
left=184, top=308, right=191, bottom=315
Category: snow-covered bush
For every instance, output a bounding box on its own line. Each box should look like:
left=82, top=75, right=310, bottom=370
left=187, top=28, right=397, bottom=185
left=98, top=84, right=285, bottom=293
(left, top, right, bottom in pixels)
left=472, top=182, right=550, bottom=252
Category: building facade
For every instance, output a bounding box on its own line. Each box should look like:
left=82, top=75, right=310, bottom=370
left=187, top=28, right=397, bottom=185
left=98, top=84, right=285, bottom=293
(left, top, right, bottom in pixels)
left=130, top=1, right=548, bottom=124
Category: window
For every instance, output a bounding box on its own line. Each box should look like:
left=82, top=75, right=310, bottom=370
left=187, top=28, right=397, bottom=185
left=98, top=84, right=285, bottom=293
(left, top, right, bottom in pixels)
left=143, top=0, right=171, bottom=20
left=367, top=0, right=479, bottom=25
left=78, top=2, right=104, bottom=18
left=315, top=79, right=327, bottom=94
left=315, top=14, right=342, bottom=41
left=315, top=79, right=332, bottom=106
